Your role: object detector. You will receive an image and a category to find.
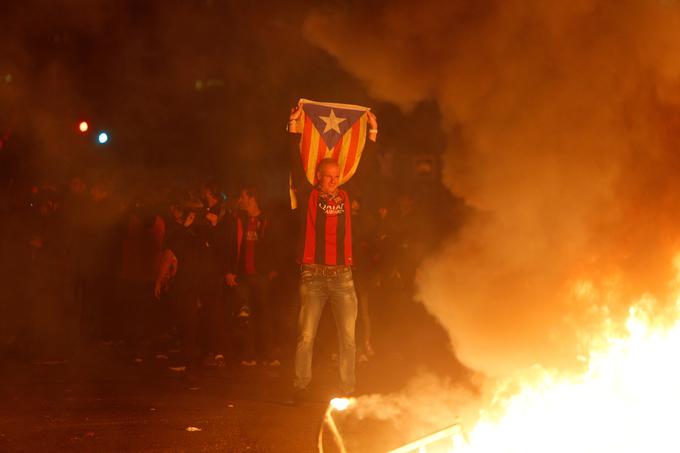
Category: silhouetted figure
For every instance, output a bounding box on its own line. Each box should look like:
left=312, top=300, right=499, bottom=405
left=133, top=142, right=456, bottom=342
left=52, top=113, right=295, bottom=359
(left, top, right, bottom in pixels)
left=226, top=186, right=280, bottom=366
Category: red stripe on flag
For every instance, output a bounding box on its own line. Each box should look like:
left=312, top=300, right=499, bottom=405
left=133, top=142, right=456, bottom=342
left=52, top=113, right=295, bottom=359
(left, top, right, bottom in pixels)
left=331, top=135, right=344, bottom=162
left=300, top=116, right=313, bottom=174
left=303, top=190, right=319, bottom=263
left=343, top=121, right=361, bottom=179
left=325, top=213, right=338, bottom=265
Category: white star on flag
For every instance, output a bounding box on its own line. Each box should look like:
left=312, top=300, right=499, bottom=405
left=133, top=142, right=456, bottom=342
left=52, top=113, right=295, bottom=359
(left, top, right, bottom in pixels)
left=319, top=109, right=346, bottom=134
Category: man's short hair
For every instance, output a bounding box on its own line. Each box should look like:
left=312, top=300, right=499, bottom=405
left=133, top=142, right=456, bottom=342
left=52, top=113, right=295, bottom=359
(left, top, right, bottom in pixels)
left=316, top=158, right=339, bottom=174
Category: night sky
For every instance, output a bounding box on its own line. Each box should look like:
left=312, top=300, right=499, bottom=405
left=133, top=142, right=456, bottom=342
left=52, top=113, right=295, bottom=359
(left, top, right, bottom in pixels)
left=0, top=0, right=446, bottom=200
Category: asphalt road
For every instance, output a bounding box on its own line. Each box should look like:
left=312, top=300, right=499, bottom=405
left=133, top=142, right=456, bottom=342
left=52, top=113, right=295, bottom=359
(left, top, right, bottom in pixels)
left=0, top=300, right=464, bottom=452
left=0, top=346, right=345, bottom=452
left=0, top=347, right=463, bottom=452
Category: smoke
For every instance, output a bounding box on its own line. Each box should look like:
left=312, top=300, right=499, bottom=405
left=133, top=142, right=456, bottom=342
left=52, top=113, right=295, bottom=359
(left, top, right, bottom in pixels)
left=304, top=1, right=680, bottom=375
left=331, top=372, right=481, bottom=450
left=351, top=372, right=480, bottom=427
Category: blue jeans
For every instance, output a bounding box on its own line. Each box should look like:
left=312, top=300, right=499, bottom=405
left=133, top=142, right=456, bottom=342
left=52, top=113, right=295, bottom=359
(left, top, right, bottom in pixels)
left=294, top=264, right=358, bottom=393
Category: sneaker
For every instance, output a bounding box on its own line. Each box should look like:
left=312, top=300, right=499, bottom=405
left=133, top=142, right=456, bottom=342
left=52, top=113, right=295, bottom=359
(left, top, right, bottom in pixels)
left=265, top=359, right=281, bottom=367
left=240, top=360, right=257, bottom=367
left=237, top=305, right=251, bottom=318
left=203, top=354, right=224, bottom=368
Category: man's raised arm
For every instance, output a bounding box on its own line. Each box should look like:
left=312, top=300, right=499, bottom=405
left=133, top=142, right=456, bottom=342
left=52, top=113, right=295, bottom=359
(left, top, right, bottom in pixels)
left=288, top=105, right=311, bottom=208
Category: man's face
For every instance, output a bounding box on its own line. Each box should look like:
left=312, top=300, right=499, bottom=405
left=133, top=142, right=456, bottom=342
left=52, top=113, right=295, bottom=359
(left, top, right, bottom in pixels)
left=351, top=199, right=360, bottom=213
left=238, top=190, right=253, bottom=211
left=317, top=162, right=340, bottom=194
left=202, top=186, right=222, bottom=208
left=170, top=205, right=183, bottom=222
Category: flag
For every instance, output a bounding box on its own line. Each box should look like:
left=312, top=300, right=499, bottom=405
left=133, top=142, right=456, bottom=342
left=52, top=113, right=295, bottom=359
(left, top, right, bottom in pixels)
left=292, top=99, right=370, bottom=186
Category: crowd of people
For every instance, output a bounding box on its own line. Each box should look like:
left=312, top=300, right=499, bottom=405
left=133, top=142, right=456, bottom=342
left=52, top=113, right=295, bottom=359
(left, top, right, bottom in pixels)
left=0, top=162, right=455, bottom=377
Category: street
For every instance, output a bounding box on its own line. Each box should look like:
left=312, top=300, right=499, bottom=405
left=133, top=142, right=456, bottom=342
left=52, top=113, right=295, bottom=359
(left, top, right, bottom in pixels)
left=0, top=324, right=461, bottom=453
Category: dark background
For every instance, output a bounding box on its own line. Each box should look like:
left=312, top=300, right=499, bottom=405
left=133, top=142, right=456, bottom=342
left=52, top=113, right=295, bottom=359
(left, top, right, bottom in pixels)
left=0, top=0, right=448, bottom=203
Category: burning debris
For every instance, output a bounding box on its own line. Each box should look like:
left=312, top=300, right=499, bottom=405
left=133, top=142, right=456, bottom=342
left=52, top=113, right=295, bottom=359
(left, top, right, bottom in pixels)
left=326, top=265, right=680, bottom=452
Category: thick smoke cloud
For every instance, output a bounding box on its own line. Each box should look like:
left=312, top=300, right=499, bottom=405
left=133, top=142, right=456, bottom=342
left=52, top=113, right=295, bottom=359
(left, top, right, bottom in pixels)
left=305, top=0, right=680, bottom=375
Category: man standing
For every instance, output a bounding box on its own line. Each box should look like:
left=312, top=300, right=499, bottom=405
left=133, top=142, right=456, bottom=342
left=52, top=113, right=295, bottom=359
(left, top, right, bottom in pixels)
left=225, top=186, right=279, bottom=366
left=154, top=186, right=230, bottom=369
left=288, top=104, right=378, bottom=399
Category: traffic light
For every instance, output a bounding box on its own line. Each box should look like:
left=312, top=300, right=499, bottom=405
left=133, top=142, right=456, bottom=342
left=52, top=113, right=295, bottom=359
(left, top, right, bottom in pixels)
left=74, top=120, right=110, bottom=145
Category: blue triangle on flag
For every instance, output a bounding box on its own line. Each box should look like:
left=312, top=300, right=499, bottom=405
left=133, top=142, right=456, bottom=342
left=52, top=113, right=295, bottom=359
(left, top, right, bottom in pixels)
left=303, top=103, right=365, bottom=150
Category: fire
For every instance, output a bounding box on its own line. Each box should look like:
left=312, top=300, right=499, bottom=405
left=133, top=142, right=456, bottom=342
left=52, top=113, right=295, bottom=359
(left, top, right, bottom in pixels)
left=331, top=397, right=353, bottom=412
left=450, top=291, right=680, bottom=452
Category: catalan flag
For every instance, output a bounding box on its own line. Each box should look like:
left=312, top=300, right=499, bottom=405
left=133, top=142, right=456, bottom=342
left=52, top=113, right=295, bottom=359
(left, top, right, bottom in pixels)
left=292, top=99, right=370, bottom=186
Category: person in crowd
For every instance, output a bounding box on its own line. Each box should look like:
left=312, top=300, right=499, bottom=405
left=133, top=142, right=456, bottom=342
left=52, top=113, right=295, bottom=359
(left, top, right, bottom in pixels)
left=195, top=181, right=232, bottom=367
left=393, top=193, right=425, bottom=295
left=155, top=185, right=230, bottom=369
left=372, top=202, right=399, bottom=289
left=288, top=105, right=378, bottom=400
left=117, top=194, right=166, bottom=360
left=226, top=186, right=280, bottom=366
left=349, top=195, right=375, bottom=362
left=155, top=199, right=204, bottom=368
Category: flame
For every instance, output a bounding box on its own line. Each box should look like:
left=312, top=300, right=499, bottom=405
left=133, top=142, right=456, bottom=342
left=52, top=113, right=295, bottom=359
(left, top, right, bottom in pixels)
left=331, top=397, right=353, bottom=412
left=449, top=290, right=680, bottom=452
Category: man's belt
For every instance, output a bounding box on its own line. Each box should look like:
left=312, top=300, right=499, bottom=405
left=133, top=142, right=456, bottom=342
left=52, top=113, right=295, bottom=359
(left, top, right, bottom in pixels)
left=301, top=263, right=350, bottom=277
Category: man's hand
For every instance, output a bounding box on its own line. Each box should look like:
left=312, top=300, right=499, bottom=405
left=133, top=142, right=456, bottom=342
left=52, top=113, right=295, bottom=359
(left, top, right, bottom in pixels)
left=225, top=273, right=237, bottom=287
left=367, top=111, right=378, bottom=142
left=289, top=105, right=302, bottom=133
left=290, top=105, right=302, bottom=121
left=153, top=280, right=164, bottom=300
left=183, top=212, right=196, bottom=227
left=367, top=111, right=377, bottom=129
left=206, top=212, right=218, bottom=226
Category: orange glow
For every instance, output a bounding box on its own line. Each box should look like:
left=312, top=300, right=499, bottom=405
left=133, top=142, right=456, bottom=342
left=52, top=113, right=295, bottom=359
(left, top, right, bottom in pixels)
left=443, top=278, right=680, bottom=452
left=330, top=397, right=353, bottom=412
left=78, top=121, right=89, bottom=133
